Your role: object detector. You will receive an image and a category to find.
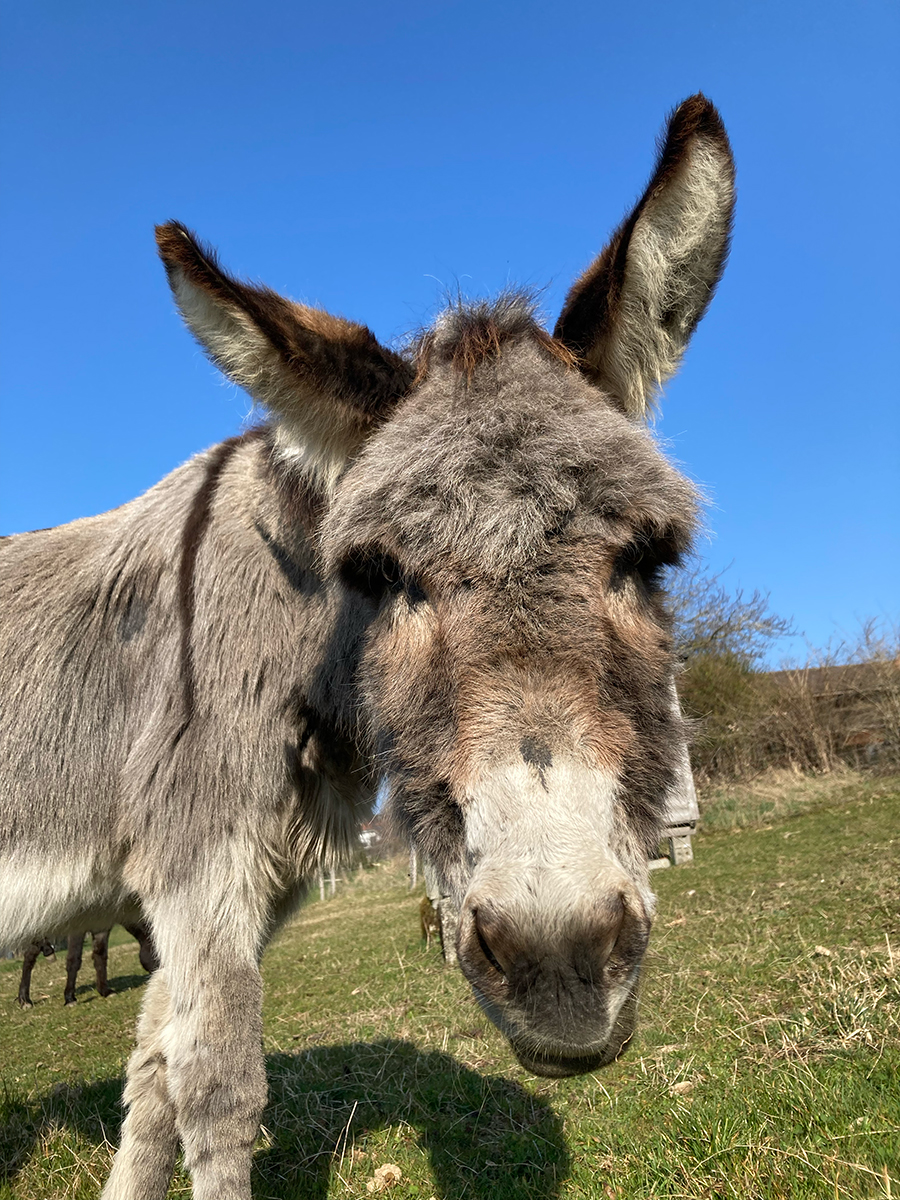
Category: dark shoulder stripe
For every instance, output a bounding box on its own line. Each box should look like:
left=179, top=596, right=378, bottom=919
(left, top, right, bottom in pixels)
left=177, top=430, right=264, bottom=724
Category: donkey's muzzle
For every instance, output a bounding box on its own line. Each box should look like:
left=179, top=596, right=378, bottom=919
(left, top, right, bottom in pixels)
left=456, top=887, right=650, bottom=1077
left=509, top=987, right=639, bottom=1077
left=509, top=1044, right=611, bottom=1079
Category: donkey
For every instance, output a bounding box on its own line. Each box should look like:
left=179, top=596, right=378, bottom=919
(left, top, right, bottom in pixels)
left=0, top=95, right=734, bottom=1198
left=18, top=921, right=159, bottom=1008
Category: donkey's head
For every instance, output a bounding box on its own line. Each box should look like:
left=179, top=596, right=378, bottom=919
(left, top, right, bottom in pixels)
left=157, top=95, right=734, bottom=1077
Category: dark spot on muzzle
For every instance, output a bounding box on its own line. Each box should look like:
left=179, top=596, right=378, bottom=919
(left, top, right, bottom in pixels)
left=519, top=736, right=553, bottom=770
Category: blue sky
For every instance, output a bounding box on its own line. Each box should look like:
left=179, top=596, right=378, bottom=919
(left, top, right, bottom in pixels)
left=1, top=0, right=897, bottom=663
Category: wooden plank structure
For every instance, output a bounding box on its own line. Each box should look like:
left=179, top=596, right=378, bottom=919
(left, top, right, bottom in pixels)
left=422, top=858, right=459, bottom=964
left=649, top=742, right=700, bottom=870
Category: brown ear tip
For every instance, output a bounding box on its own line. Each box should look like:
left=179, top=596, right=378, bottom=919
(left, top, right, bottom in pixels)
left=155, top=220, right=187, bottom=243
left=668, top=93, right=729, bottom=147
left=155, top=221, right=211, bottom=273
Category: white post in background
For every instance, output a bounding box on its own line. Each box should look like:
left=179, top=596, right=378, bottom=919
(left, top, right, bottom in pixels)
left=318, top=869, right=325, bottom=902
left=329, top=866, right=337, bottom=897
left=423, top=858, right=458, bottom=966
left=409, top=848, right=418, bottom=890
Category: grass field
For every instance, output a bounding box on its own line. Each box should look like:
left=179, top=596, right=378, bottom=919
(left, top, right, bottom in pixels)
left=1, top=772, right=898, bottom=1199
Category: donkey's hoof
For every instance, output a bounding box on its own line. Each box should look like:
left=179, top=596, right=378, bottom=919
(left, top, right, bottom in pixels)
left=18, top=999, right=34, bottom=1010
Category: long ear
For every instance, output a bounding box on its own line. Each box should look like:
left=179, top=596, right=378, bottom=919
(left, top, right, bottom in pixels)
left=156, top=222, right=414, bottom=488
left=554, top=95, right=735, bottom=419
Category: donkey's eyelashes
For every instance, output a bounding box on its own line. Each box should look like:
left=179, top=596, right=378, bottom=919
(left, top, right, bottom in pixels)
left=339, top=547, right=429, bottom=607
left=612, top=537, right=681, bottom=592
left=338, top=547, right=401, bottom=602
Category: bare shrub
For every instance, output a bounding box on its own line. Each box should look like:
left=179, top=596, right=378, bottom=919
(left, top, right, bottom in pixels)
left=670, top=562, right=794, bottom=669
left=677, top=653, right=782, bottom=779
left=671, top=563, right=899, bottom=780
left=765, top=619, right=900, bottom=776
left=670, top=563, right=793, bottom=779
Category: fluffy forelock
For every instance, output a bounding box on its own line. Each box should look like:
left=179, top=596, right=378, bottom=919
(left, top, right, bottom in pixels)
left=321, top=319, right=698, bottom=582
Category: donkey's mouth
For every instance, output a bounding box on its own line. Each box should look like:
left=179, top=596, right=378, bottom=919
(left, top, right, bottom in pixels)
left=510, top=1032, right=632, bottom=1078
left=511, top=1044, right=608, bottom=1078
left=509, top=989, right=638, bottom=1078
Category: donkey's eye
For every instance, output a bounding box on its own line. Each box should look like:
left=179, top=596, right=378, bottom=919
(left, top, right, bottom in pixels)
left=614, top=541, right=651, bottom=576
left=613, top=540, right=678, bottom=592
left=404, top=578, right=429, bottom=606
left=340, top=548, right=427, bottom=607
left=339, top=548, right=402, bottom=602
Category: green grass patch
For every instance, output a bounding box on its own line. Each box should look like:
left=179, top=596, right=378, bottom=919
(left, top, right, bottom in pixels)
left=1, top=776, right=898, bottom=1198
left=696, top=768, right=892, bottom=832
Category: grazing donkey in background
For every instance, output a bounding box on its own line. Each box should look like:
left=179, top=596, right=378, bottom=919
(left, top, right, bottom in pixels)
left=0, top=95, right=734, bottom=1198
left=18, top=921, right=159, bottom=1008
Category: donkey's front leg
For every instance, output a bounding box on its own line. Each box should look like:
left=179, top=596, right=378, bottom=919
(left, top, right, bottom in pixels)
left=102, top=968, right=180, bottom=1200
left=155, top=887, right=268, bottom=1199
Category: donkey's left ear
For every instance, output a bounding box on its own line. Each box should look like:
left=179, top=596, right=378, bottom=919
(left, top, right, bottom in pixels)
left=554, top=95, right=735, bottom=420
left=156, top=223, right=414, bottom=489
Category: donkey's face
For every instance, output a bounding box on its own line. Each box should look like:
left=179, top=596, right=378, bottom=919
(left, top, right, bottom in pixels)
left=324, top=324, right=697, bottom=1074
left=157, top=95, right=734, bottom=1077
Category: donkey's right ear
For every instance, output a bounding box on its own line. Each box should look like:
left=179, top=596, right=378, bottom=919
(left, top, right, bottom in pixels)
left=156, top=223, right=414, bottom=489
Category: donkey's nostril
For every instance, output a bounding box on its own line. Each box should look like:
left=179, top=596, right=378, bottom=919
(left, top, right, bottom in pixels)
left=473, top=909, right=506, bottom=977
left=603, top=893, right=650, bottom=980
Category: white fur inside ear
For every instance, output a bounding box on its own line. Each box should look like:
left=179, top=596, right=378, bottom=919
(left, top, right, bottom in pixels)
left=170, top=269, right=264, bottom=384
left=271, top=420, right=353, bottom=495
left=608, top=137, right=733, bottom=420
left=628, top=139, right=731, bottom=331
left=170, top=269, right=363, bottom=494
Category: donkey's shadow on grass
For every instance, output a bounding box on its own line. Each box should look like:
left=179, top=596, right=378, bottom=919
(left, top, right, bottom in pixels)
left=1, top=1039, right=569, bottom=1198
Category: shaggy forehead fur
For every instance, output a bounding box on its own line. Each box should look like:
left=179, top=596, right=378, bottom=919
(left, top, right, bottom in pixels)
left=323, top=294, right=698, bottom=578
left=413, top=292, right=578, bottom=383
